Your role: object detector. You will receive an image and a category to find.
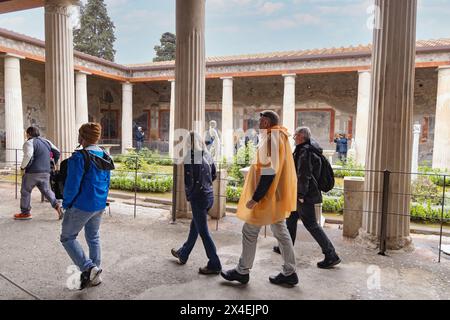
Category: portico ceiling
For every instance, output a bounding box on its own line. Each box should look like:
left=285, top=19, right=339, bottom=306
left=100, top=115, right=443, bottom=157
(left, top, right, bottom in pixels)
left=0, top=0, right=44, bottom=14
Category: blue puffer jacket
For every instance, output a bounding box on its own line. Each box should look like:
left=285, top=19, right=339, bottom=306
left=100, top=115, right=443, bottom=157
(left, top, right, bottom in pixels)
left=63, top=146, right=114, bottom=212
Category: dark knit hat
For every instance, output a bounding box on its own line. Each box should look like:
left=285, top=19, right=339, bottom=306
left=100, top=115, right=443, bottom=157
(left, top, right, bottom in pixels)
left=79, top=122, right=102, bottom=144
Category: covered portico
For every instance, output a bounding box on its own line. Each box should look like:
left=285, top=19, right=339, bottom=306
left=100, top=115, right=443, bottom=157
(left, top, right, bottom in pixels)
left=1, top=0, right=449, bottom=248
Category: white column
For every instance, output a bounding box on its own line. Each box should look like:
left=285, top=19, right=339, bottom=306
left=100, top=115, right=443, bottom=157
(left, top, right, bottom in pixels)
left=411, top=122, right=421, bottom=179
left=4, top=54, right=25, bottom=163
left=174, top=0, right=206, bottom=218
left=45, top=0, right=78, bottom=157
left=432, top=66, right=450, bottom=170
left=168, top=79, right=175, bottom=158
left=221, top=76, right=234, bottom=160
left=362, top=0, right=417, bottom=249
left=354, top=70, right=371, bottom=166
left=282, top=74, right=296, bottom=140
left=121, top=82, right=133, bottom=154
left=75, top=71, right=90, bottom=131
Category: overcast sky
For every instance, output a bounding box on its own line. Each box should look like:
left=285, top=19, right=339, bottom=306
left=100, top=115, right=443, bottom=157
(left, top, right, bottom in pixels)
left=0, top=0, right=449, bottom=64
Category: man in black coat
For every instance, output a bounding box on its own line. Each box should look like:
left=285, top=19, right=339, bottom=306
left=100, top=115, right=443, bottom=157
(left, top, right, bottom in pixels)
left=274, top=127, right=341, bottom=269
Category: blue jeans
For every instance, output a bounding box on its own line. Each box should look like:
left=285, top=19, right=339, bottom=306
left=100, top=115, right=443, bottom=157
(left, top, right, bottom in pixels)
left=178, top=195, right=221, bottom=271
left=60, top=207, right=103, bottom=272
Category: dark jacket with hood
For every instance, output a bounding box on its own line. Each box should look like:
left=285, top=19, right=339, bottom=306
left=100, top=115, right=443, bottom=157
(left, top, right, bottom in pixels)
left=184, top=151, right=217, bottom=202
left=295, top=138, right=323, bottom=205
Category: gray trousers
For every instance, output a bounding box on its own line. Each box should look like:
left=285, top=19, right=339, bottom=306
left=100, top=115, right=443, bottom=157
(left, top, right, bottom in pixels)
left=236, top=221, right=296, bottom=276
left=21, top=172, right=57, bottom=214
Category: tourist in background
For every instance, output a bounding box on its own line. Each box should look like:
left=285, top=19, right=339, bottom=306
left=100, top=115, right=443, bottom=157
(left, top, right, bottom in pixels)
left=334, top=133, right=348, bottom=163
left=134, top=126, right=145, bottom=151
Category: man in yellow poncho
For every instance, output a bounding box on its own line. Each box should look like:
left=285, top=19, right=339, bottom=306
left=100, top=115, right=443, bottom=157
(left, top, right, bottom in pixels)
left=221, top=110, right=299, bottom=287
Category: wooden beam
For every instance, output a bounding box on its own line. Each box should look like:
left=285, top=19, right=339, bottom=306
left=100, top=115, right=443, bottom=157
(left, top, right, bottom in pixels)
left=0, top=0, right=44, bottom=14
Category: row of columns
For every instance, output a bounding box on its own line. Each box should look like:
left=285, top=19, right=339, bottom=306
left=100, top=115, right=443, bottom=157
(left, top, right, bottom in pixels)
left=4, top=57, right=450, bottom=167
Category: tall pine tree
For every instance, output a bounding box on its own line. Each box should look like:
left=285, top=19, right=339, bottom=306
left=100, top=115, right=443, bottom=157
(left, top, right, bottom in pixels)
left=153, top=32, right=176, bottom=62
left=74, top=0, right=116, bottom=62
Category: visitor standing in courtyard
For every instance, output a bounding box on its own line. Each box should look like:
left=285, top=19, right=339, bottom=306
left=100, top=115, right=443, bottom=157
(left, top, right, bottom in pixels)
left=171, top=131, right=222, bottom=275
left=334, top=133, right=348, bottom=163
left=134, top=126, right=145, bottom=151
left=273, top=127, right=341, bottom=269
left=14, top=126, right=63, bottom=221
left=60, top=123, right=115, bottom=290
left=221, top=110, right=299, bottom=286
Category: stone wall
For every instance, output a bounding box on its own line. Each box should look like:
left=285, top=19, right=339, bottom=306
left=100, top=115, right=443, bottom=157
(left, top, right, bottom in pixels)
left=0, top=59, right=441, bottom=162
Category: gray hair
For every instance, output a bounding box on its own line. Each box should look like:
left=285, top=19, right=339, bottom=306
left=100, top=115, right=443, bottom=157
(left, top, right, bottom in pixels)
left=295, top=126, right=311, bottom=140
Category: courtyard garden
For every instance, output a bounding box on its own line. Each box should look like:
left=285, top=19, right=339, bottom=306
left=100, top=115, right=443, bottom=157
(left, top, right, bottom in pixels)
left=108, top=145, right=450, bottom=226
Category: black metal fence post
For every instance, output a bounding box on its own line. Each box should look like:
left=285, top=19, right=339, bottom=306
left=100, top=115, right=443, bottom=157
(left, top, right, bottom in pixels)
left=134, top=155, right=138, bottom=219
left=171, top=163, right=178, bottom=224
left=378, top=170, right=390, bottom=256
left=438, top=175, right=446, bottom=263
left=15, top=149, right=18, bottom=200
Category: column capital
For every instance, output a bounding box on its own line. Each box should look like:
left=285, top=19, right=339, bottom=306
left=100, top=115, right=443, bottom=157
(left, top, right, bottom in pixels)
left=3, top=53, right=25, bottom=60
left=220, top=76, right=233, bottom=80
left=358, top=69, right=371, bottom=74
left=45, top=0, right=79, bottom=14
left=168, top=79, right=175, bottom=82
left=282, top=73, right=297, bottom=78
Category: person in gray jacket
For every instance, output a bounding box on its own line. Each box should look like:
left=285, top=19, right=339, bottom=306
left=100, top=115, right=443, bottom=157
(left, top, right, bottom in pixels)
left=14, top=126, right=63, bottom=220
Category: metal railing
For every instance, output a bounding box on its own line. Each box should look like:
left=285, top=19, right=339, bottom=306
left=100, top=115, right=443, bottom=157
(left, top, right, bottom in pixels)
left=1, top=147, right=449, bottom=263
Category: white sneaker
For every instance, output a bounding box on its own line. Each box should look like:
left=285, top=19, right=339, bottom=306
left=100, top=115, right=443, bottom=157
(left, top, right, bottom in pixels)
left=89, top=266, right=103, bottom=286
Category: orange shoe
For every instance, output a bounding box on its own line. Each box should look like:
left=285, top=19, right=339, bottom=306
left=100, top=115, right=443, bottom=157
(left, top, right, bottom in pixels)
left=14, top=213, right=32, bottom=220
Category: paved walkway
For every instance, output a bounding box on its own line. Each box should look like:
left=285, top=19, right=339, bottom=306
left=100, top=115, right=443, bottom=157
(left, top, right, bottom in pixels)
left=0, top=182, right=449, bottom=300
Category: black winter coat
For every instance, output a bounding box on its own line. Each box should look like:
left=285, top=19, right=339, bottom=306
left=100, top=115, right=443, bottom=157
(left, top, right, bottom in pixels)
left=294, top=139, right=323, bottom=204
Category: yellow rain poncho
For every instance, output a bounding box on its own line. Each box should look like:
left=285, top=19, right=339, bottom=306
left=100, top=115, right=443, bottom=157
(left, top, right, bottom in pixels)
left=237, top=125, right=297, bottom=226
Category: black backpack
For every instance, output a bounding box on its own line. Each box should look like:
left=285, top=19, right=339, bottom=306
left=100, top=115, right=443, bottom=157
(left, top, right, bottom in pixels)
left=51, top=149, right=90, bottom=200
left=309, top=146, right=335, bottom=192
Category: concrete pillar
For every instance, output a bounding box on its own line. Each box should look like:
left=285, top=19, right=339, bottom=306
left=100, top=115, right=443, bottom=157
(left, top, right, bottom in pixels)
left=4, top=54, right=25, bottom=164
left=221, top=76, right=233, bottom=161
left=45, top=0, right=78, bottom=156
left=362, top=0, right=417, bottom=249
left=355, top=70, right=371, bottom=166
left=174, top=0, right=206, bottom=218
left=75, top=71, right=89, bottom=131
left=168, top=79, right=175, bottom=158
left=121, top=82, right=133, bottom=154
left=411, top=122, right=421, bottom=179
left=432, top=66, right=450, bottom=170
left=282, top=74, right=296, bottom=141
left=343, top=177, right=364, bottom=238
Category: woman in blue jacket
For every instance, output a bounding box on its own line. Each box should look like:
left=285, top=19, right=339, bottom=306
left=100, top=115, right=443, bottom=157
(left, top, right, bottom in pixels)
left=171, top=131, right=222, bottom=275
left=60, top=123, right=114, bottom=290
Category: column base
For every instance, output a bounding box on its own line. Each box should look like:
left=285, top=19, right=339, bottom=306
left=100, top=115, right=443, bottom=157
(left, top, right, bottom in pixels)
left=176, top=209, right=192, bottom=219
left=356, top=229, right=414, bottom=251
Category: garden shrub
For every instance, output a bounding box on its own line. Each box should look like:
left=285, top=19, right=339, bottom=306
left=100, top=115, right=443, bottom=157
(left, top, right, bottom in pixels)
left=226, top=185, right=243, bottom=203
left=322, top=195, right=344, bottom=213
left=334, top=158, right=365, bottom=178
left=411, top=176, right=441, bottom=205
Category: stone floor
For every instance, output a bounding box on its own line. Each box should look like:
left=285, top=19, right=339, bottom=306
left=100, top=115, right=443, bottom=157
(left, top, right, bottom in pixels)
left=0, top=182, right=449, bottom=300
